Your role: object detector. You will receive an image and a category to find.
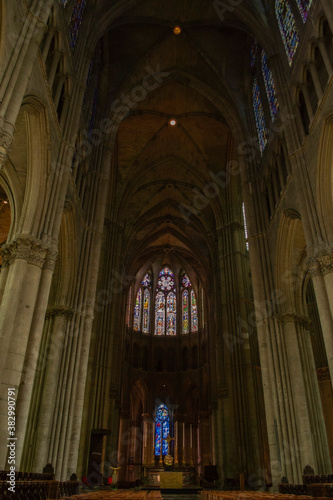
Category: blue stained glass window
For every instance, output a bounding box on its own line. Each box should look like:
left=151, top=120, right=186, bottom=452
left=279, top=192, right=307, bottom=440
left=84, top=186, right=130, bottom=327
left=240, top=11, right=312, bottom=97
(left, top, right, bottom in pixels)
left=261, top=50, right=279, bottom=120
left=191, top=290, right=198, bottom=332
left=250, top=38, right=257, bottom=68
left=253, top=78, right=268, bottom=155
left=142, top=289, right=150, bottom=334
left=275, top=0, right=299, bottom=65
left=69, top=0, right=87, bottom=50
left=296, top=0, right=313, bottom=22
left=133, top=289, right=142, bottom=331
left=155, top=404, right=170, bottom=456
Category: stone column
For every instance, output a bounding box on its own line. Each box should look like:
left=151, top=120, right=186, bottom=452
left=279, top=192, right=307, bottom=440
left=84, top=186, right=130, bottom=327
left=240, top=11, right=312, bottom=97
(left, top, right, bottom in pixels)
left=0, top=236, right=50, bottom=468
left=32, top=306, right=74, bottom=472
left=279, top=313, right=331, bottom=474
left=308, top=251, right=333, bottom=383
left=177, top=417, right=184, bottom=465
left=142, top=414, right=150, bottom=466
left=184, top=422, right=190, bottom=465
left=174, top=419, right=178, bottom=465
left=118, top=410, right=130, bottom=480
left=192, top=422, right=199, bottom=466
left=15, top=248, right=57, bottom=469
left=198, top=412, right=210, bottom=471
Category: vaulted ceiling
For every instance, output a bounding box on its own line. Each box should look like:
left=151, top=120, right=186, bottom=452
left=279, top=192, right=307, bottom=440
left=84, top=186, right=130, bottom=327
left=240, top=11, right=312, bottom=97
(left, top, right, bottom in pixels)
left=89, top=0, right=273, bottom=283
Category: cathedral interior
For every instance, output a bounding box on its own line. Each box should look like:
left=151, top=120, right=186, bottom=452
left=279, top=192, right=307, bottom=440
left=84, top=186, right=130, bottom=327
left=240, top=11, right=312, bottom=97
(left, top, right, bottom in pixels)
left=1, top=0, right=333, bottom=494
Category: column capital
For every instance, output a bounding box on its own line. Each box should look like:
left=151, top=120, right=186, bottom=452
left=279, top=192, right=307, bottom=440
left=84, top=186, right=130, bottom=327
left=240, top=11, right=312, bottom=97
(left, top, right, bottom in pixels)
left=1, top=235, right=55, bottom=268
left=277, top=312, right=311, bottom=329
left=307, top=248, right=333, bottom=277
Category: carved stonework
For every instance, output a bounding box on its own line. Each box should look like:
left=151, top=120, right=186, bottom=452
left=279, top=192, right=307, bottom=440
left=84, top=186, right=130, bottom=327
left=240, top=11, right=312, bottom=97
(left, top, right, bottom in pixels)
left=307, top=255, right=321, bottom=278
left=307, top=249, right=333, bottom=277
left=317, top=367, right=331, bottom=382
left=2, top=236, right=51, bottom=268
left=278, top=313, right=311, bottom=329
left=317, top=250, right=333, bottom=277
left=44, top=249, right=58, bottom=271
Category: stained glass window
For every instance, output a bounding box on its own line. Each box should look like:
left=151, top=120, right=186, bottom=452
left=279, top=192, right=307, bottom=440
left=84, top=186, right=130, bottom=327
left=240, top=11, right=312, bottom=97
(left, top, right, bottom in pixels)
left=275, top=0, right=299, bottom=65
left=155, top=292, right=165, bottom=336
left=142, top=273, right=151, bottom=287
left=155, top=404, right=170, bottom=456
left=191, top=290, right=198, bottom=332
left=155, top=268, right=176, bottom=335
left=166, top=292, right=176, bottom=336
left=158, top=268, right=175, bottom=291
left=182, top=274, right=191, bottom=288
left=132, top=272, right=151, bottom=333
left=253, top=78, right=268, bottom=155
left=69, top=0, right=87, bottom=50
left=133, top=289, right=142, bottom=331
left=182, top=290, right=189, bottom=334
left=296, top=0, right=312, bottom=22
left=142, top=289, right=150, bottom=334
left=261, top=50, right=279, bottom=120
left=250, top=38, right=257, bottom=68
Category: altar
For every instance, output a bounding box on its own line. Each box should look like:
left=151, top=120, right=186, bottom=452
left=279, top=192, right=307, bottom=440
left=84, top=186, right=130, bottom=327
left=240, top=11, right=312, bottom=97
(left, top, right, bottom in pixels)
left=160, top=471, right=183, bottom=489
left=144, top=466, right=198, bottom=489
